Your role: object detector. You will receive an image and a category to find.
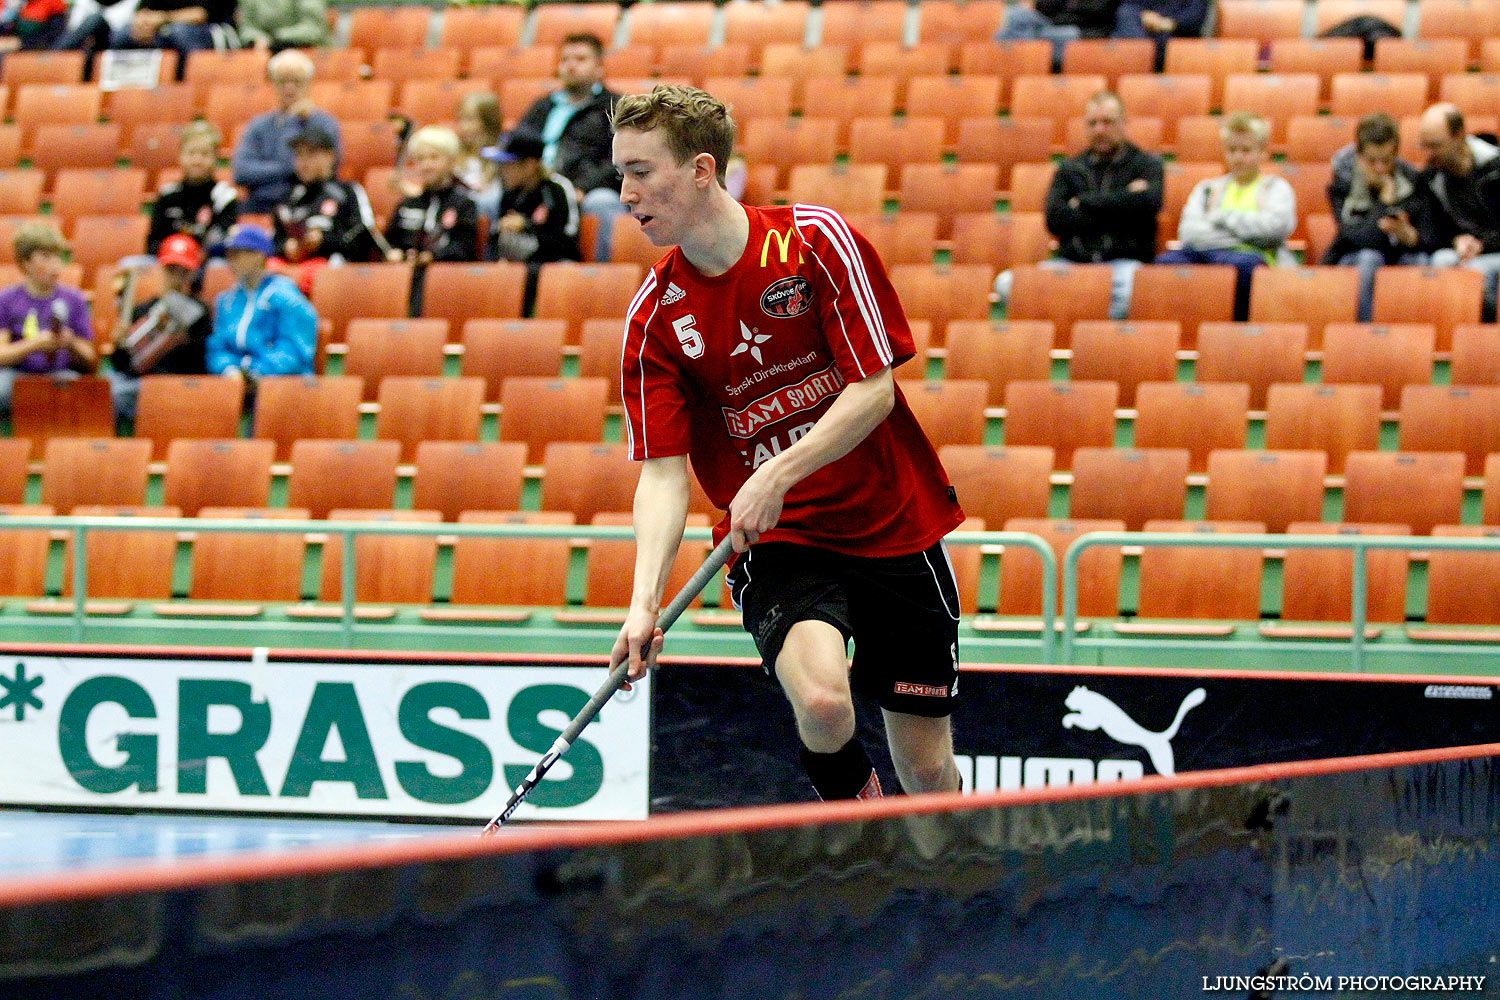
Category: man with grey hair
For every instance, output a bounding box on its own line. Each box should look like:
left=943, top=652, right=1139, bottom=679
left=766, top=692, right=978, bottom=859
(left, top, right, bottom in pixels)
left=233, top=48, right=343, bottom=214
left=1419, top=102, right=1500, bottom=320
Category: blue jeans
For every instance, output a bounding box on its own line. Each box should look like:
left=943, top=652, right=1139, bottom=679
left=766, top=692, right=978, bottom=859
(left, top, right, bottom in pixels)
left=996, top=7, right=1080, bottom=69
left=1154, top=247, right=1267, bottom=320
left=1338, top=248, right=1430, bottom=322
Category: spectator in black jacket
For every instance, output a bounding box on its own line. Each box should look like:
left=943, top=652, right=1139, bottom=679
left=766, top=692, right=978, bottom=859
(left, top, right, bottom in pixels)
left=1112, top=0, right=1207, bottom=69
left=514, top=32, right=622, bottom=260
left=482, top=128, right=581, bottom=314
left=384, top=125, right=480, bottom=314
left=1421, top=102, right=1500, bottom=320
left=1042, top=90, right=1164, bottom=318
left=273, top=119, right=379, bottom=294
left=1323, top=112, right=1440, bottom=321
left=109, top=0, right=237, bottom=77
left=148, top=119, right=239, bottom=256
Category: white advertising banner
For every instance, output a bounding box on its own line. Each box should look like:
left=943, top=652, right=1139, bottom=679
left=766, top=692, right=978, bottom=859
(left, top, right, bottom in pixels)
left=0, top=653, right=650, bottom=821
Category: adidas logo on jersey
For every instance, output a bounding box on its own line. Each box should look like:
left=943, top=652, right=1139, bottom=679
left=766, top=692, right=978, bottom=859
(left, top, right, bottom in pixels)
left=661, top=282, right=686, bottom=305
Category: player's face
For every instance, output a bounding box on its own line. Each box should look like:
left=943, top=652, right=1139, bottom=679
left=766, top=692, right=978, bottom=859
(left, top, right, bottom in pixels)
left=179, top=138, right=217, bottom=182
left=614, top=127, right=698, bottom=246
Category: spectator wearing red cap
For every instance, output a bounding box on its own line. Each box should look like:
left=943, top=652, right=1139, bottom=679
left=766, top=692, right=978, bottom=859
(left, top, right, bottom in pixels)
left=106, top=233, right=213, bottom=422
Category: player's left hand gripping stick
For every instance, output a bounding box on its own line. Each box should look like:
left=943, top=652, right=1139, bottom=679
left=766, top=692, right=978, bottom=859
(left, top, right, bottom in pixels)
left=480, top=536, right=735, bottom=836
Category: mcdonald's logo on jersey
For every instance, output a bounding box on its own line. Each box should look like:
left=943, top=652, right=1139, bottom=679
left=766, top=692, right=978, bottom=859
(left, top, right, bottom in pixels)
left=760, top=227, right=804, bottom=267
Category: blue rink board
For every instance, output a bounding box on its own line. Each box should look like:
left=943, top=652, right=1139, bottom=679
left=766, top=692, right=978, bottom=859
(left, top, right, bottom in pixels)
left=0, top=810, right=463, bottom=879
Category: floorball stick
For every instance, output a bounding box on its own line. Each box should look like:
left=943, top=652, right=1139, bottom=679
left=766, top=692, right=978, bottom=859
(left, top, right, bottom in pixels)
left=480, top=535, right=735, bottom=835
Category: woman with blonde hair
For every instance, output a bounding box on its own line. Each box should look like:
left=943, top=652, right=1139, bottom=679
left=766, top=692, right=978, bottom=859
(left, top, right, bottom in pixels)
left=455, top=90, right=503, bottom=220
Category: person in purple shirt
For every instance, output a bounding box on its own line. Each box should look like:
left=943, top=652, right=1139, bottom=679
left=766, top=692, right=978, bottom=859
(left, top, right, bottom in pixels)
left=0, top=222, right=95, bottom=418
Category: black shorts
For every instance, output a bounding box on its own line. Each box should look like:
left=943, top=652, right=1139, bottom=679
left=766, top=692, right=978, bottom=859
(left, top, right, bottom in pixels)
left=726, top=540, right=961, bottom=718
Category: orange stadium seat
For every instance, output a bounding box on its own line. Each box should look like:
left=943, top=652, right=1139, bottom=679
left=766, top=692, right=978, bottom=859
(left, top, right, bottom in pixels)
left=1330, top=73, right=1429, bottom=120
left=126, top=123, right=188, bottom=175
left=1270, top=160, right=1331, bottom=240
left=896, top=163, right=998, bottom=236
left=944, top=319, right=1054, bottom=406
left=1135, top=520, right=1266, bottom=623
left=30, top=124, right=121, bottom=175
left=1268, top=39, right=1363, bottom=102
left=1070, top=447, right=1190, bottom=530
left=1116, top=74, right=1211, bottom=143
left=538, top=442, right=637, bottom=523
left=11, top=376, right=113, bottom=457
left=1061, top=39, right=1154, bottom=83
left=1163, top=39, right=1258, bottom=110
left=308, top=80, right=394, bottom=122
left=820, top=0, right=907, bottom=48
left=411, top=440, right=527, bottom=522
left=447, top=511, right=575, bottom=608
left=1007, top=263, right=1114, bottom=350
left=1, top=51, right=84, bottom=88
left=904, top=75, right=999, bottom=144
left=949, top=212, right=1053, bottom=269
left=1194, top=321, right=1309, bottom=409
left=1216, top=0, right=1305, bottom=43
left=576, top=319, right=627, bottom=404
left=498, top=376, right=608, bottom=463
left=956, top=117, right=1052, bottom=189
left=1009, top=74, right=1108, bottom=144
left=439, top=3, right=525, bottom=50
left=785, top=163, right=887, bottom=214
left=998, top=517, right=1125, bottom=619
left=1132, top=381, right=1249, bottom=472
left=0, top=438, right=30, bottom=504
left=721, top=0, right=810, bottom=61
left=163, top=439, right=274, bottom=517
left=1249, top=267, right=1360, bottom=352
left=531, top=1, right=622, bottom=46
left=1279, top=522, right=1410, bottom=626
left=1424, top=525, right=1500, bottom=626
left=1450, top=325, right=1500, bottom=387
left=1128, top=264, right=1237, bottom=351
left=460, top=318, right=567, bottom=399
left=374, top=376, right=485, bottom=462
left=1068, top=321, right=1181, bottom=407
left=957, top=39, right=1049, bottom=102
left=798, top=77, right=896, bottom=142
left=285, top=439, right=400, bottom=520
left=1203, top=448, right=1328, bottom=534
left=0, top=169, right=42, bottom=215
left=702, top=76, right=795, bottom=132
left=1006, top=161, right=1056, bottom=214
left=1371, top=266, right=1482, bottom=353
left=1172, top=115, right=1230, bottom=161
left=50, top=169, right=148, bottom=231
left=1486, top=454, right=1500, bottom=524
left=347, top=6, right=431, bottom=57
left=1422, top=0, right=1500, bottom=60
left=1001, top=380, right=1118, bottom=470
left=1222, top=73, right=1320, bottom=144
left=848, top=117, right=945, bottom=170
left=106, top=85, right=195, bottom=143
left=741, top=117, right=839, bottom=187
left=311, top=262, right=414, bottom=344
left=317, top=508, right=441, bottom=605
left=860, top=44, right=953, bottom=102
left=0, top=505, right=51, bottom=598
left=902, top=379, right=988, bottom=450
left=1321, top=323, right=1435, bottom=410
left=202, top=84, right=275, bottom=139
left=938, top=444, right=1055, bottom=527
left=306, top=47, right=366, bottom=82
left=922, top=0, right=1007, bottom=45
left=1263, top=383, right=1381, bottom=474
left=188, top=507, right=308, bottom=604
left=342, top=319, right=448, bottom=399
left=63, top=505, right=181, bottom=601
left=1397, top=384, right=1500, bottom=475
left=626, top=1, right=714, bottom=50
left=1157, top=160, right=1223, bottom=251
left=533, top=262, right=644, bottom=344
left=251, top=374, right=363, bottom=461
left=842, top=211, right=938, bottom=266
left=371, top=48, right=461, bottom=85
left=0, top=124, right=19, bottom=168
left=583, top=512, right=712, bottom=613
left=658, top=43, right=753, bottom=84
left=421, top=262, right=526, bottom=336
left=133, top=375, right=243, bottom=460
left=1285, top=116, right=1356, bottom=164
left=469, top=45, right=556, bottom=83
left=397, top=79, right=492, bottom=126
left=761, top=43, right=847, bottom=91
left=1438, top=73, right=1500, bottom=119
left=1341, top=451, right=1465, bottom=535
left=1373, top=39, right=1469, bottom=98
left=889, top=263, right=994, bottom=347
left=42, top=438, right=151, bottom=513
left=182, top=48, right=269, bottom=89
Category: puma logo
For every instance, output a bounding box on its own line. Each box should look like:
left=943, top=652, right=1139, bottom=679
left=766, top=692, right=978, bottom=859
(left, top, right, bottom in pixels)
left=1061, top=686, right=1207, bottom=776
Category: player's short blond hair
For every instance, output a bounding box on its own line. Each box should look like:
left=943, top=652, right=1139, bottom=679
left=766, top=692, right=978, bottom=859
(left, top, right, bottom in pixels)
left=1220, top=111, right=1270, bottom=148
left=13, top=221, right=66, bottom=263
left=611, top=84, right=735, bottom=186
left=407, top=125, right=462, bottom=161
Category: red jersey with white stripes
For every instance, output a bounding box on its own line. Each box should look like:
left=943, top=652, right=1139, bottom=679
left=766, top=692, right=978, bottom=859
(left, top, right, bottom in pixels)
left=621, top=203, right=963, bottom=557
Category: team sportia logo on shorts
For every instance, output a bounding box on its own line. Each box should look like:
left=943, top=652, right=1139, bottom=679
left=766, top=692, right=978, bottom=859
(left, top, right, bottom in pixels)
left=893, top=681, right=949, bottom=698
left=760, top=276, right=813, bottom=318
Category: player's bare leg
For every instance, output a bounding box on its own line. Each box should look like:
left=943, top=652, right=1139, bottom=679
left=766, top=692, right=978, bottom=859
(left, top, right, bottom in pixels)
left=775, top=619, right=883, bottom=799
left=882, top=710, right=961, bottom=794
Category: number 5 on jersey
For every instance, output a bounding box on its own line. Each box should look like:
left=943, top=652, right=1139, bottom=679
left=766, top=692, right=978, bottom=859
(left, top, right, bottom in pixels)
left=673, top=314, right=704, bottom=359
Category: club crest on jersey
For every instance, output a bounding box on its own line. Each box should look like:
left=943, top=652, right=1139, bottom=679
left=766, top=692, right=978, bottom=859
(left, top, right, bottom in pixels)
left=729, top=320, right=772, bottom=364
left=760, top=275, right=813, bottom=318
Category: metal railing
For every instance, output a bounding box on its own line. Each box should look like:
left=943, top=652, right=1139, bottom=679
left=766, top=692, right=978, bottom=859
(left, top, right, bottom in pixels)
left=1061, top=530, right=1500, bottom=671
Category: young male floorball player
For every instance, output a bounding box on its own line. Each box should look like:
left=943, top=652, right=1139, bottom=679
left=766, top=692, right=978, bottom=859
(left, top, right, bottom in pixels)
left=609, top=85, right=966, bottom=800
